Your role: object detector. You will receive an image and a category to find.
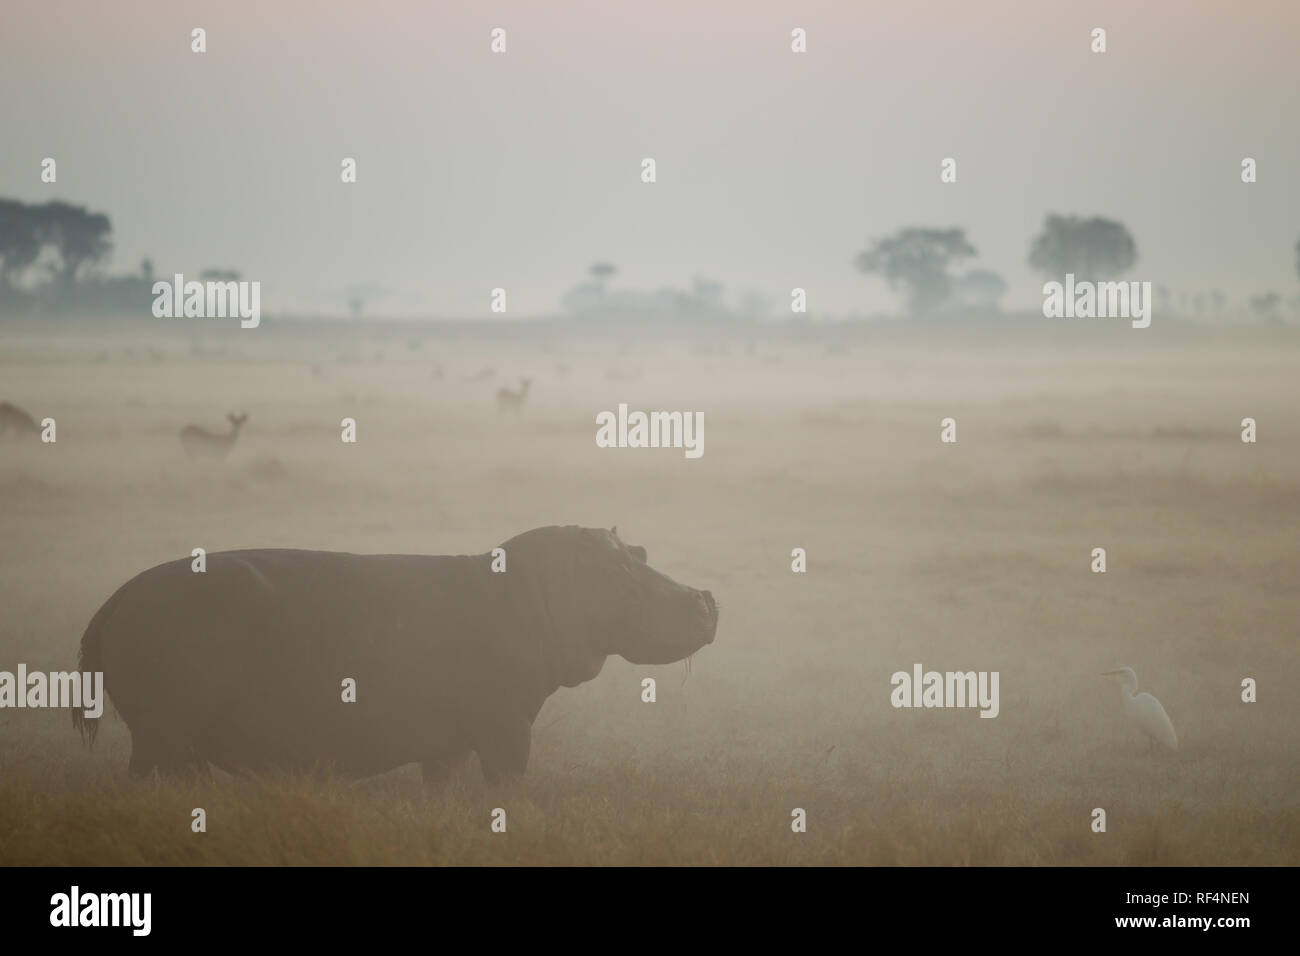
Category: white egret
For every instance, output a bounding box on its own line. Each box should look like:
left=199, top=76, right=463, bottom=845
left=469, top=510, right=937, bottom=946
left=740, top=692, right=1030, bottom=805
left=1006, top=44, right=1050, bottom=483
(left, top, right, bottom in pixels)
left=1101, top=667, right=1178, bottom=750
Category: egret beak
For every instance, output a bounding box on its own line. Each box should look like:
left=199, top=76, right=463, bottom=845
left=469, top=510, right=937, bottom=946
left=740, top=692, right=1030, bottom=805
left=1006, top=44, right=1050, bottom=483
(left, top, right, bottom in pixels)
left=1100, top=670, right=1122, bottom=676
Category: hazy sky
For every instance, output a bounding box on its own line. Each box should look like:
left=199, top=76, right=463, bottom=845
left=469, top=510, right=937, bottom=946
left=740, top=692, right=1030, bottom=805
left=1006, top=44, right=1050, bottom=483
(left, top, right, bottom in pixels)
left=3, top=0, right=1298, bottom=317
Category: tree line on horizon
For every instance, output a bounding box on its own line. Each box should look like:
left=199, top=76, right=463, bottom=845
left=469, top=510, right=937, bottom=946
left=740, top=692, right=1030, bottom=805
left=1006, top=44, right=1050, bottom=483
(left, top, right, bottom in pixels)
left=2, top=197, right=1298, bottom=322
left=852, top=217, right=1300, bottom=321
left=855, top=216, right=1142, bottom=315
left=0, top=198, right=241, bottom=317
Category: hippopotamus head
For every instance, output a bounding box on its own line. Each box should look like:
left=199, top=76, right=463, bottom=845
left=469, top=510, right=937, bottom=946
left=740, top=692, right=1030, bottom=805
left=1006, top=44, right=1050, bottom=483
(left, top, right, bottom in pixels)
left=501, top=525, right=719, bottom=686
left=583, top=526, right=719, bottom=665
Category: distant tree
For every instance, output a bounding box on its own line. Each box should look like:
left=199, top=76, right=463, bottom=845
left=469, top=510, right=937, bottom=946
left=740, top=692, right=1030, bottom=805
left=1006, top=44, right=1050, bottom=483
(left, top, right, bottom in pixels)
left=739, top=289, right=773, bottom=316
left=560, top=263, right=618, bottom=312
left=343, top=280, right=383, bottom=318
left=35, top=201, right=113, bottom=287
left=1249, top=292, right=1282, bottom=322
left=0, top=200, right=41, bottom=289
left=1027, top=214, right=1136, bottom=282
left=1295, top=236, right=1299, bottom=282
left=1211, top=289, right=1226, bottom=318
left=856, top=227, right=977, bottom=314
left=691, top=276, right=725, bottom=311
left=140, top=258, right=154, bottom=282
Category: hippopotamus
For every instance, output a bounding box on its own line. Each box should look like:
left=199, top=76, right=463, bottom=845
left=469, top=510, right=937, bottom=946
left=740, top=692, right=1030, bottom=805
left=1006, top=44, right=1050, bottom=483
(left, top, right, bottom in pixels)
left=73, top=526, right=718, bottom=782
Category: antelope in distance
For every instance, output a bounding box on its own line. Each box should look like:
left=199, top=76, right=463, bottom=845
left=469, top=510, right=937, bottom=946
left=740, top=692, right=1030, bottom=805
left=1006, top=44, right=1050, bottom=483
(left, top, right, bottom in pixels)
left=496, top=378, right=532, bottom=411
left=180, top=412, right=247, bottom=459
left=0, top=401, right=40, bottom=438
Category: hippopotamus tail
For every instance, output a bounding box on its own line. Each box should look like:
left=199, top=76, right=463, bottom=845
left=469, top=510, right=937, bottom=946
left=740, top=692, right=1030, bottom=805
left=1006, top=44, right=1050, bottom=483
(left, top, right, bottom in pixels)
left=73, top=583, right=123, bottom=746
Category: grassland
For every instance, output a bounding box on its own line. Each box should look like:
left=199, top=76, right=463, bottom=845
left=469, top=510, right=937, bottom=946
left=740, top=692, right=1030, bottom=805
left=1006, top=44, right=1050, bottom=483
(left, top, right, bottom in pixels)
left=1, top=317, right=1296, bottom=864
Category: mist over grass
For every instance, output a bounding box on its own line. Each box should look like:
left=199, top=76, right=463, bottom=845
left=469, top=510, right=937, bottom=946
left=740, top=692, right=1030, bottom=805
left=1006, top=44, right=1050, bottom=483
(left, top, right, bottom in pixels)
left=1, top=319, right=1297, bottom=865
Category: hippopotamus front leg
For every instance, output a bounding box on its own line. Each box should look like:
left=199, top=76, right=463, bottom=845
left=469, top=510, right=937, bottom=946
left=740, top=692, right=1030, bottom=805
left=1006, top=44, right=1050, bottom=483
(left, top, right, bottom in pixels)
left=472, top=715, right=532, bottom=783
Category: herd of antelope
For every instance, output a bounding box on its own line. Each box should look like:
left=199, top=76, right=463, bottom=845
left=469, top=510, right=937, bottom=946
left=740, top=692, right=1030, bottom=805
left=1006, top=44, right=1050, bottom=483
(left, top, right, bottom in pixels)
left=2, top=400, right=253, bottom=457
left=2, top=371, right=535, bottom=458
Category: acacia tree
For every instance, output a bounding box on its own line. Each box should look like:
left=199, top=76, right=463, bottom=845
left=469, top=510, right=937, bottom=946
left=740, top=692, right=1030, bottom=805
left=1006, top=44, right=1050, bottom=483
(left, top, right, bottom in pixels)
left=1027, top=214, right=1136, bottom=282
left=26, top=201, right=113, bottom=288
left=855, top=227, right=977, bottom=314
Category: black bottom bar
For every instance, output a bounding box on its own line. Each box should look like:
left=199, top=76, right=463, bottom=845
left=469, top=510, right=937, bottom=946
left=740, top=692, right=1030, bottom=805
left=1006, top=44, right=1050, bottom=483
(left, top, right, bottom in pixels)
left=0, top=866, right=1280, bottom=941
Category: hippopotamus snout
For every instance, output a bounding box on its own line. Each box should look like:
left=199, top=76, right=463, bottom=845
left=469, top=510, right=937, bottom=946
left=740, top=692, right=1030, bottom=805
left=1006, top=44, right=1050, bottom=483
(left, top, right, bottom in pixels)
left=556, top=526, right=718, bottom=667
left=619, top=576, right=717, bottom=665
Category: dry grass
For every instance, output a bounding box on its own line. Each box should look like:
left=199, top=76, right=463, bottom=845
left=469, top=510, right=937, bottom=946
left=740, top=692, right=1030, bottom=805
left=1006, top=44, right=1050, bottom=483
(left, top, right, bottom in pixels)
left=1, top=319, right=1297, bottom=865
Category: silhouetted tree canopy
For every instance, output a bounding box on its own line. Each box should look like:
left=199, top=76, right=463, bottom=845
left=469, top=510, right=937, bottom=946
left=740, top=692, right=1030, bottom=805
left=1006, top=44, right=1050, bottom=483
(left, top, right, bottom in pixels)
left=856, top=227, right=977, bottom=314
left=41, top=201, right=113, bottom=287
left=0, top=199, right=113, bottom=289
left=1028, top=214, right=1136, bottom=282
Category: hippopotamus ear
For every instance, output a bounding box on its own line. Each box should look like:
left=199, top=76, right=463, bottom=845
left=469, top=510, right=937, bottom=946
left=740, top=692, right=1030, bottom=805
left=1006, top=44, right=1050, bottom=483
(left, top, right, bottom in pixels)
left=605, top=526, right=646, bottom=562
